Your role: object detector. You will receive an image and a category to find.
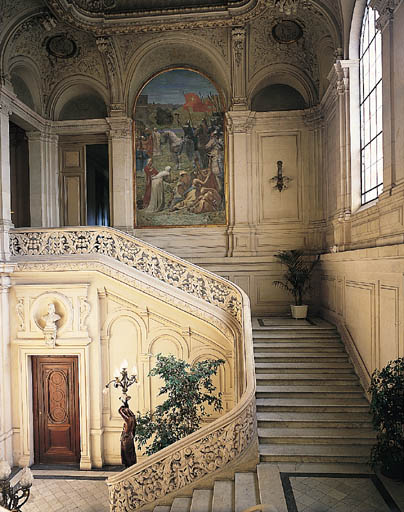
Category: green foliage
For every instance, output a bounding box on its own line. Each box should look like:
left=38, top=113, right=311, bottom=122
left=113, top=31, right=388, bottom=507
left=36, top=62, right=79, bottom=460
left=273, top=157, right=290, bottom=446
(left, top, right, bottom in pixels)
left=369, top=358, right=404, bottom=473
left=272, top=249, right=319, bottom=306
left=135, top=354, right=224, bottom=455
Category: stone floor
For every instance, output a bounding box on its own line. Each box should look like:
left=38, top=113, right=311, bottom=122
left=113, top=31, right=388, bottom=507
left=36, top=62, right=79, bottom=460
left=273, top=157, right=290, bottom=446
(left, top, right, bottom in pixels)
left=12, top=463, right=404, bottom=511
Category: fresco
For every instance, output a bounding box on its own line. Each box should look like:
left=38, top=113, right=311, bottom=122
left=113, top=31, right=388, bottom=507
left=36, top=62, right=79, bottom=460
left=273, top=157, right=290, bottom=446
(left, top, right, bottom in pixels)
left=134, top=69, right=226, bottom=227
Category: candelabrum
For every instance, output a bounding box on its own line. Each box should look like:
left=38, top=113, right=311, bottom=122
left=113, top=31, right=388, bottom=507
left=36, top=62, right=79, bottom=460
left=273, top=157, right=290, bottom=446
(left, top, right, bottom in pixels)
left=271, top=160, right=292, bottom=192
left=0, top=461, right=33, bottom=512
left=103, top=360, right=138, bottom=406
left=104, top=360, right=138, bottom=468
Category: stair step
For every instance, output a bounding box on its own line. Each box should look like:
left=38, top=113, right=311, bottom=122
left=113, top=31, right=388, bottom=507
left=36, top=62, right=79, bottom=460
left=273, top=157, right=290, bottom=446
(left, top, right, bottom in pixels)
left=253, top=333, right=340, bottom=340
left=254, top=353, right=348, bottom=363
left=256, top=386, right=363, bottom=399
left=170, top=497, right=192, bottom=512
left=256, top=374, right=358, bottom=386
left=153, top=507, right=171, bottom=512
left=257, top=412, right=372, bottom=428
left=258, top=427, right=376, bottom=444
left=190, top=490, right=213, bottom=512
left=235, top=473, right=258, bottom=512
left=255, top=362, right=354, bottom=373
left=259, top=444, right=371, bottom=463
left=212, top=480, right=234, bottom=512
left=256, top=398, right=369, bottom=413
left=253, top=342, right=345, bottom=352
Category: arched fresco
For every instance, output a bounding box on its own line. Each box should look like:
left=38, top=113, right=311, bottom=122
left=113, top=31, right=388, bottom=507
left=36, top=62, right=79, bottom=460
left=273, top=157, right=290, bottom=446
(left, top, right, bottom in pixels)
left=134, top=68, right=226, bottom=228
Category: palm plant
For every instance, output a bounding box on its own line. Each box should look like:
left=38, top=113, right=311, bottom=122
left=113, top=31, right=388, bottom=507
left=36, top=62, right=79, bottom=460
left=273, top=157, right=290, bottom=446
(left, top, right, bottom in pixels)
left=272, top=249, right=319, bottom=305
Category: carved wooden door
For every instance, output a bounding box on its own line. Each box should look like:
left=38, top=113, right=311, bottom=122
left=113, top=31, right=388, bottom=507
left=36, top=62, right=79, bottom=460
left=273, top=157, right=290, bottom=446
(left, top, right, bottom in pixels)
left=32, top=356, right=80, bottom=464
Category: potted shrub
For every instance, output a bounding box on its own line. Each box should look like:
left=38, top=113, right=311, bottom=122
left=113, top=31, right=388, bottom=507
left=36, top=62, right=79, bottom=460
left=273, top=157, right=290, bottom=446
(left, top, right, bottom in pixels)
left=272, top=249, right=319, bottom=319
left=369, top=357, right=404, bottom=481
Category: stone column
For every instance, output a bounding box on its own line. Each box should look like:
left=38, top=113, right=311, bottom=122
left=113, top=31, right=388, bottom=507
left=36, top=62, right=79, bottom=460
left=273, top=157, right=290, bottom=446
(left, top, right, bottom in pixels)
left=27, top=130, right=60, bottom=227
left=231, top=27, right=247, bottom=110
left=0, top=97, right=13, bottom=261
left=107, top=117, right=134, bottom=232
left=226, top=110, right=256, bottom=256
left=0, top=267, right=15, bottom=464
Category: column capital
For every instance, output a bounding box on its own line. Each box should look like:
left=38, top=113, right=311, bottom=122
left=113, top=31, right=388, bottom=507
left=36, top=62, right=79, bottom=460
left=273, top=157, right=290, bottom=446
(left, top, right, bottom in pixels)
left=106, top=117, right=132, bottom=139
left=0, top=98, right=12, bottom=118
left=26, top=130, right=58, bottom=144
left=225, top=111, right=255, bottom=134
left=371, top=0, right=403, bottom=30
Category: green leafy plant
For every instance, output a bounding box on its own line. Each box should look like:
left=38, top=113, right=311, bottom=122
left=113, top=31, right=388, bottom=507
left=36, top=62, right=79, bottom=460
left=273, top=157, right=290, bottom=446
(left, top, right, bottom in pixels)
left=272, top=249, right=319, bottom=306
left=135, top=354, right=224, bottom=455
left=369, top=357, right=404, bottom=479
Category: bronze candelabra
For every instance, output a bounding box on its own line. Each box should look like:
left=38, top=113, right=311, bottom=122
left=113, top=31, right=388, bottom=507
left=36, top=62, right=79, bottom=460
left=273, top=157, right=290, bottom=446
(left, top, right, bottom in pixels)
left=0, top=461, right=33, bottom=512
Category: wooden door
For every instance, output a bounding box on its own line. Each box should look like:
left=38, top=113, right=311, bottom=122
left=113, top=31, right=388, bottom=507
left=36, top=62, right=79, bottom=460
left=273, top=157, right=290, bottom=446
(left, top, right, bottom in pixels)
left=32, top=356, right=80, bottom=464
left=59, top=144, right=86, bottom=226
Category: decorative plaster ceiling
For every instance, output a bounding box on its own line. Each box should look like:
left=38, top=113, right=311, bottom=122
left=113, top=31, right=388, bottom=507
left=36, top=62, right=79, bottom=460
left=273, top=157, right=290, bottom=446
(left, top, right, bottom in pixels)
left=43, top=0, right=341, bottom=37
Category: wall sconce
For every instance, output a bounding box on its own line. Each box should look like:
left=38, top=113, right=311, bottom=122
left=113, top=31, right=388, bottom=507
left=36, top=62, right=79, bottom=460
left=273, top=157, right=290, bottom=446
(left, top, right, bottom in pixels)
left=0, top=461, right=33, bottom=511
left=271, top=161, right=292, bottom=192
left=104, top=360, right=138, bottom=468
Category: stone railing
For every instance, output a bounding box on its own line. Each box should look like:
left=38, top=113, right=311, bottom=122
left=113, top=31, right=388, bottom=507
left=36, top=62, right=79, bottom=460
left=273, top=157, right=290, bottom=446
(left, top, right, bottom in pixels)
left=9, top=227, right=256, bottom=511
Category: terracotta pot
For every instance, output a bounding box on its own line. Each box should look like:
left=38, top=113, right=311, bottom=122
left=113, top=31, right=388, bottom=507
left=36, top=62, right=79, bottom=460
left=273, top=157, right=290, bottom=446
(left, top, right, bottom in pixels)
left=290, top=305, right=308, bottom=319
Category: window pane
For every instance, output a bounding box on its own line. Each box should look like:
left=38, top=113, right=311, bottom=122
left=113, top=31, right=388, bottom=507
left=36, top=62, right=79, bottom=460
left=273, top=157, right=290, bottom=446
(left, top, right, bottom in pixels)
left=360, top=3, right=383, bottom=205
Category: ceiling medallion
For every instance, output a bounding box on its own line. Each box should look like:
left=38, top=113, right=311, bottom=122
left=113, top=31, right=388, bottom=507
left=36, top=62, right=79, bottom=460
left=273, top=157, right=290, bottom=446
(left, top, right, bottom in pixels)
left=46, top=34, right=78, bottom=59
left=272, top=20, right=303, bottom=44
left=274, top=0, right=300, bottom=15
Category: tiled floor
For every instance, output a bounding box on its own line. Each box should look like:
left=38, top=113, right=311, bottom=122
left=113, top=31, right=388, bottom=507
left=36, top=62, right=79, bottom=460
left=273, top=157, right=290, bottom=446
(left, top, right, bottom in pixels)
left=285, top=474, right=395, bottom=512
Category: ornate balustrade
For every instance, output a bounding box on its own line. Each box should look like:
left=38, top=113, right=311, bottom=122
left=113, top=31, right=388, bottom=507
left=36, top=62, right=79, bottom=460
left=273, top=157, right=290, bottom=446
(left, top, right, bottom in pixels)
left=9, top=227, right=256, bottom=511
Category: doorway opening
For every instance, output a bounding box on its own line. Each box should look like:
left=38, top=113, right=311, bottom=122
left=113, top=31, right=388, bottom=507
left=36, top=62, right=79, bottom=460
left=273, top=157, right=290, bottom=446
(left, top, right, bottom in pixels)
left=86, top=143, right=110, bottom=226
left=10, top=121, right=30, bottom=227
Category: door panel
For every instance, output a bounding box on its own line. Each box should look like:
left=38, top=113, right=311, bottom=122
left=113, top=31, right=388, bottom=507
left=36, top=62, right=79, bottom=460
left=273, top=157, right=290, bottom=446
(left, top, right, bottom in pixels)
left=32, top=356, right=80, bottom=464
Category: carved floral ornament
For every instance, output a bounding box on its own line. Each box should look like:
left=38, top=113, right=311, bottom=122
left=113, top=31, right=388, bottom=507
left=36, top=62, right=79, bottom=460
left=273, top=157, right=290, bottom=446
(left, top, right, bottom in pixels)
left=9, top=228, right=242, bottom=321
left=108, top=401, right=255, bottom=510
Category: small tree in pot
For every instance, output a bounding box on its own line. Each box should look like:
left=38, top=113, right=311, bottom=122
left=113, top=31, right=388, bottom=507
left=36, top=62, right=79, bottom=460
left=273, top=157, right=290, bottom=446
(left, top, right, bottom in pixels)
left=369, top=357, right=404, bottom=481
left=272, top=249, right=319, bottom=319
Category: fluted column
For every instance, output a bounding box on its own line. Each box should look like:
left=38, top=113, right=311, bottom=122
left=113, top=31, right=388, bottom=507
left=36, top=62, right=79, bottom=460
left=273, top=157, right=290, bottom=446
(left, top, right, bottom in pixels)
left=107, top=117, right=134, bottom=231
left=27, top=130, right=60, bottom=227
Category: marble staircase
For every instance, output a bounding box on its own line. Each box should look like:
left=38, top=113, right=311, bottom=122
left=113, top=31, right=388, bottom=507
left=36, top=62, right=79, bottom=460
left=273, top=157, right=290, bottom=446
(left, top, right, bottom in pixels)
left=254, top=318, right=375, bottom=464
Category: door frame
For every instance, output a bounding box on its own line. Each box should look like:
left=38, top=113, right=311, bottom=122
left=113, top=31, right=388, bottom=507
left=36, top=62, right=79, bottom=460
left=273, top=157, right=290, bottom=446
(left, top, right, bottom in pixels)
left=32, top=355, right=80, bottom=464
left=16, top=346, right=92, bottom=469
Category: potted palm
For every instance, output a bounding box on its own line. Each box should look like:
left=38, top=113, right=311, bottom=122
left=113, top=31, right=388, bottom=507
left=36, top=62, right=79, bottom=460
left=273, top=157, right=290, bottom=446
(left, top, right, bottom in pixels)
left=369, top=357, right=404, bottom=481
left=272, top=249, right=319, bottom=319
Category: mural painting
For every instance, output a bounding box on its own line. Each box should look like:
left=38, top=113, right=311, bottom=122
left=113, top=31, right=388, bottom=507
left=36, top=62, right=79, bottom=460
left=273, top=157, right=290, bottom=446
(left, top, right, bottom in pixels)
left=134, top=69, right=226, bottom=227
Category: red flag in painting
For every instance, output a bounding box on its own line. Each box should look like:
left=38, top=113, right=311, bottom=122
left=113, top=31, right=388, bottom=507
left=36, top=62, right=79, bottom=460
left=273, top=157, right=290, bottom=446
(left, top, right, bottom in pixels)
left=183, top=93, right=213, bottom=112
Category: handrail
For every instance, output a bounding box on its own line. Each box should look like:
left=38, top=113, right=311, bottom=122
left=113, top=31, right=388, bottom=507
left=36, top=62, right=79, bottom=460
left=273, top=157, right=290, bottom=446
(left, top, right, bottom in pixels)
left=9, top=227, right=256, bottom=512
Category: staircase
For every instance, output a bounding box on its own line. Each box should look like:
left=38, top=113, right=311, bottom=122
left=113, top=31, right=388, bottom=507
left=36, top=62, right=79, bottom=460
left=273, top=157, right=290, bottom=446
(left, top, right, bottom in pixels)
left=254, top=318, right=375, bottom=464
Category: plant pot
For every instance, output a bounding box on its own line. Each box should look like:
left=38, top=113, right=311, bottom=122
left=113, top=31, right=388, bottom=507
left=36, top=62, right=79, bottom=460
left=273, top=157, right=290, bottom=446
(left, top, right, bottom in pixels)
left=290, top=305, right=308, bottom=319
left=381, top=460, right=404, bottom=482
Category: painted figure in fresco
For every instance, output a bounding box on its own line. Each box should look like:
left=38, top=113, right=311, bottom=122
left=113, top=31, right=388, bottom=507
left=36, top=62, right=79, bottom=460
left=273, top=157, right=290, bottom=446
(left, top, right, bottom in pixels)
left=152, top=128, right=161, bottom=156
left=143, top=159, right=159, bottom=208
left=146, top=166, right=172, bottom=212
left=162, top=130, right=184, bottom=170
left=169, top=182, right=186, bottom=210
left=190, top=187, right=222, bottom=214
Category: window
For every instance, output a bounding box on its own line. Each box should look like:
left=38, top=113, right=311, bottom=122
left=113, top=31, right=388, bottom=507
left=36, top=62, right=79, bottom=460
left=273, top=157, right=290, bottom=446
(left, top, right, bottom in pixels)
left=360, top=0, right=383, bottom=204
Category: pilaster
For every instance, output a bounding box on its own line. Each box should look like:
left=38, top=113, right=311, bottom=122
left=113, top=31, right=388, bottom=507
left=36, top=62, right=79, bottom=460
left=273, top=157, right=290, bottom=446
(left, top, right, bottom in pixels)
left=231, top=27, right=247, bottom=110
left=0, top=97, right=13, bottom=261
left=107, top=117, right=134, bottom=231
left=27, top=129, right=60, bottom=227
left=0, top=264, right=16, bottom=464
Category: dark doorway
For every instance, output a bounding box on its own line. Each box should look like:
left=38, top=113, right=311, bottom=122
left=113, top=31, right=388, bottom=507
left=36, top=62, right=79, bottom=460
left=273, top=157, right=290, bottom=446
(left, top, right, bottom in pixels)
left=86, top=144, right=110, bottom=226
left=9, top=122, right=30, bottom=227
left=32, top=356, right=80, bottom=464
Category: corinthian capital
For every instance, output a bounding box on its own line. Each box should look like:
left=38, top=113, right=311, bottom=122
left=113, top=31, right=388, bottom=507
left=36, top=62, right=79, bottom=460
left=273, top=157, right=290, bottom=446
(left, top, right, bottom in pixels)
left=371, top=0, right=402, bottom=30
left=232, top=27, right=246, bottom=67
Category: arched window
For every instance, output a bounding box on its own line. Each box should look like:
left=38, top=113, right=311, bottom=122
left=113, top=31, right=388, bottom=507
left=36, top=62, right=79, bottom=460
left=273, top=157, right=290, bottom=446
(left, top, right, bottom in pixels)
left=360, top=0, right=383, bottom=204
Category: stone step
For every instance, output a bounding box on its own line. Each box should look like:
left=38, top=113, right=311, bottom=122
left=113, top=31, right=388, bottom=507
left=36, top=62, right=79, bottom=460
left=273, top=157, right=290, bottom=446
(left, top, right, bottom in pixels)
left=256, top=385, right=363, bottom=399
left=190, top=489, right=213, bottom=512
left=170, top=497, right=192, bottom=512
left=259, top=444, right=371, bottom=463
left=253, top=342, right=345, bottom=352
left=256, top=398, right=369, bottom=413
left=256, top=411, right=372, bottom=428
left=254, top=353, right=348, bottom=363
left=234, top=473, right=258, bottom=512
left=212, top=480, right=234, bottom=512
left=255, top=362, right=354, bottom=373
left=255, top=373, right=359, bottom=386
left=153, top=507, right=171, bottom=512
left=253, top=332, right=340, bottom=340
left=257, top=427, right=376, bottom=444
left=253, top=326, right=337, bottom=333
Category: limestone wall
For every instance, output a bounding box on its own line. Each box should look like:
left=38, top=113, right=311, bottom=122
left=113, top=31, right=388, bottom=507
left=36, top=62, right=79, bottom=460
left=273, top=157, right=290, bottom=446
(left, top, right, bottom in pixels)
left=9, top=266, right=235, bottom=468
